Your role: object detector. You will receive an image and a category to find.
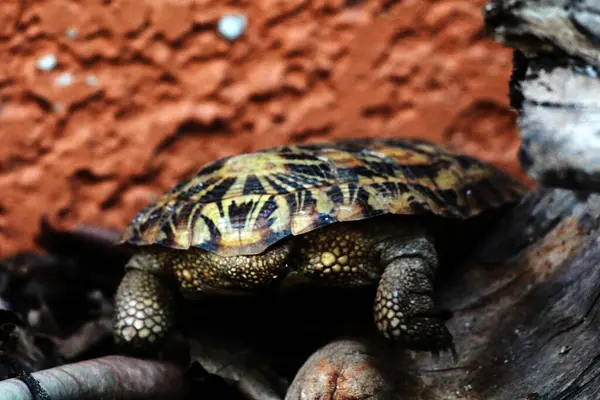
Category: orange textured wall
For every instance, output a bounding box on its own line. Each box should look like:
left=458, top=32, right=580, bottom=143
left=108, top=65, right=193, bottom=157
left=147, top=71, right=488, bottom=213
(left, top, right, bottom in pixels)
left=0, top=0, right=522, bottom=256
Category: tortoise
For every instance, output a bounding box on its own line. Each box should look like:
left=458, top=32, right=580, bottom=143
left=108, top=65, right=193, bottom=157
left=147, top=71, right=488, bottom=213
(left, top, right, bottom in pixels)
left=113, top=137, right=526, bottom=354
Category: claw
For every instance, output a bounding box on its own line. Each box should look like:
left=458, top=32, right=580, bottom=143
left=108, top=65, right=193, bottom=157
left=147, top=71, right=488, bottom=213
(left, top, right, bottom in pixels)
left=447, top=343, right=458, bottom=363
left=429, top=342, right=457, bottom=363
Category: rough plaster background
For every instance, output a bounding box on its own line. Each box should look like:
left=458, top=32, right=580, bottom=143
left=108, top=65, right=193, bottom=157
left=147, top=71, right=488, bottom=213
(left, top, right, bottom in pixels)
left=0, top=0, right=524, bottom=256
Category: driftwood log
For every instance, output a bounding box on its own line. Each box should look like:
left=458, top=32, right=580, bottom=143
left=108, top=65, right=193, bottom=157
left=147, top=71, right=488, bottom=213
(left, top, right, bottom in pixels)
left=484, top=0, right=600, bottom=192
left=285, top=187, right=600, bottom=399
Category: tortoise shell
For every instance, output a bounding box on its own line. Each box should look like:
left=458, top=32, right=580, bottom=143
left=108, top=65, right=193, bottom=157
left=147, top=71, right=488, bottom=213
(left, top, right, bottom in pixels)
left=119, top=138, right=526, bottom=256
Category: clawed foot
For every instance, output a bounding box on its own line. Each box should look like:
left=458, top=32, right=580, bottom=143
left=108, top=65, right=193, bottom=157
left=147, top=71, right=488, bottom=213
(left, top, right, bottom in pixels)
left=374, top=290, right=455, bottom=357
left=374, top=252, right=457, bottom=359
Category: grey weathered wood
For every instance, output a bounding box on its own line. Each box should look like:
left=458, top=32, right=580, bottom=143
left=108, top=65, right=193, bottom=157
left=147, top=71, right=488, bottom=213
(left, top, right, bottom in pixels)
left=484, top=0, right=600, bottom=192
left=510, top=53, right=600, bottom=191
left=484, top=0, right=600, bottom=65
left=287, top=188, right=600, bottom=399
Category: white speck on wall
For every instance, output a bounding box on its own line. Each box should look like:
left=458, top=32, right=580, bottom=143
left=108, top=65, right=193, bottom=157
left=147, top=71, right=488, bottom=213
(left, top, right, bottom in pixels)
left=65, top=28, right=78, bottom=39
left=36, top=54, right=57, bottom=71
left=217, top=14, right=247, bottom=41
left=55, top=72, right=73, bottom=87
left=85, top=74, right=99, bottom=86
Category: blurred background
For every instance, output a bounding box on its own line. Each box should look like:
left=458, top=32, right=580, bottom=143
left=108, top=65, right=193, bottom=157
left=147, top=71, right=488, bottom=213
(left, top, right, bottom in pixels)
left=0, top=0, right=525, bottom=256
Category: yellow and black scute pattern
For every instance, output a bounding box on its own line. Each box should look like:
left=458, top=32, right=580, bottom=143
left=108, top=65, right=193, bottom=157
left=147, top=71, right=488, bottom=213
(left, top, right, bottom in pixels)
left=119, top=138, right=526, bottom=257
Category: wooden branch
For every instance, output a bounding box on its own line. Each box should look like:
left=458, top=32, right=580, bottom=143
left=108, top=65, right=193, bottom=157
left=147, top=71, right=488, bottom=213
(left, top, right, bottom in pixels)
left=484, top=0, right=600, bottom=64
left=0, top=356, right=186, bottom=400
left=510, top=52, right=600, bottom=191
left=483, top=0, right=600, bottom=191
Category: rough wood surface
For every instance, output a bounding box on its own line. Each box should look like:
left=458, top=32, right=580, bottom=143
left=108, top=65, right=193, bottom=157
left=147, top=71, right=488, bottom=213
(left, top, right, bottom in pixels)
left=484, top=0, right=600, bottom=64
left=510, top=53, right=600, bottom=191
left=484, top=0, right=600, bottom=191
left=286, top=188, right=600, bottom=399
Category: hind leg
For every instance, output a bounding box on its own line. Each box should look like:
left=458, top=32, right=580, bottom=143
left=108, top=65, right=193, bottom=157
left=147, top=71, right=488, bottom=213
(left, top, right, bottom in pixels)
left=374, top=235, right=454, bottom=354
left=293, top=219, right=454, bottom=354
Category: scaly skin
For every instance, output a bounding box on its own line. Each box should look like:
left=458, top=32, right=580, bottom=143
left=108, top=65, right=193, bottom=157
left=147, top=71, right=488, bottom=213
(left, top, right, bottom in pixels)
left=113, top=216, right=453, bottom=353
left=114, top=269, right=174, bottom=348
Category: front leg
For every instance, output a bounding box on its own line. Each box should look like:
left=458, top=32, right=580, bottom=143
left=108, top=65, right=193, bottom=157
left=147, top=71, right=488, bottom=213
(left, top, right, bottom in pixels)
left=114, top=242, right=293, bottom=352
left=114, top=268, right=175, bottom=351
left=375, top=235, right=455, bottom=355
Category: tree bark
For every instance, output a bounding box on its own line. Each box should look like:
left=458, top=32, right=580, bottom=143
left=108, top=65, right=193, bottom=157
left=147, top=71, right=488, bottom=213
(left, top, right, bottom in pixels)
left=484, top=0, right=600, bottom=192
